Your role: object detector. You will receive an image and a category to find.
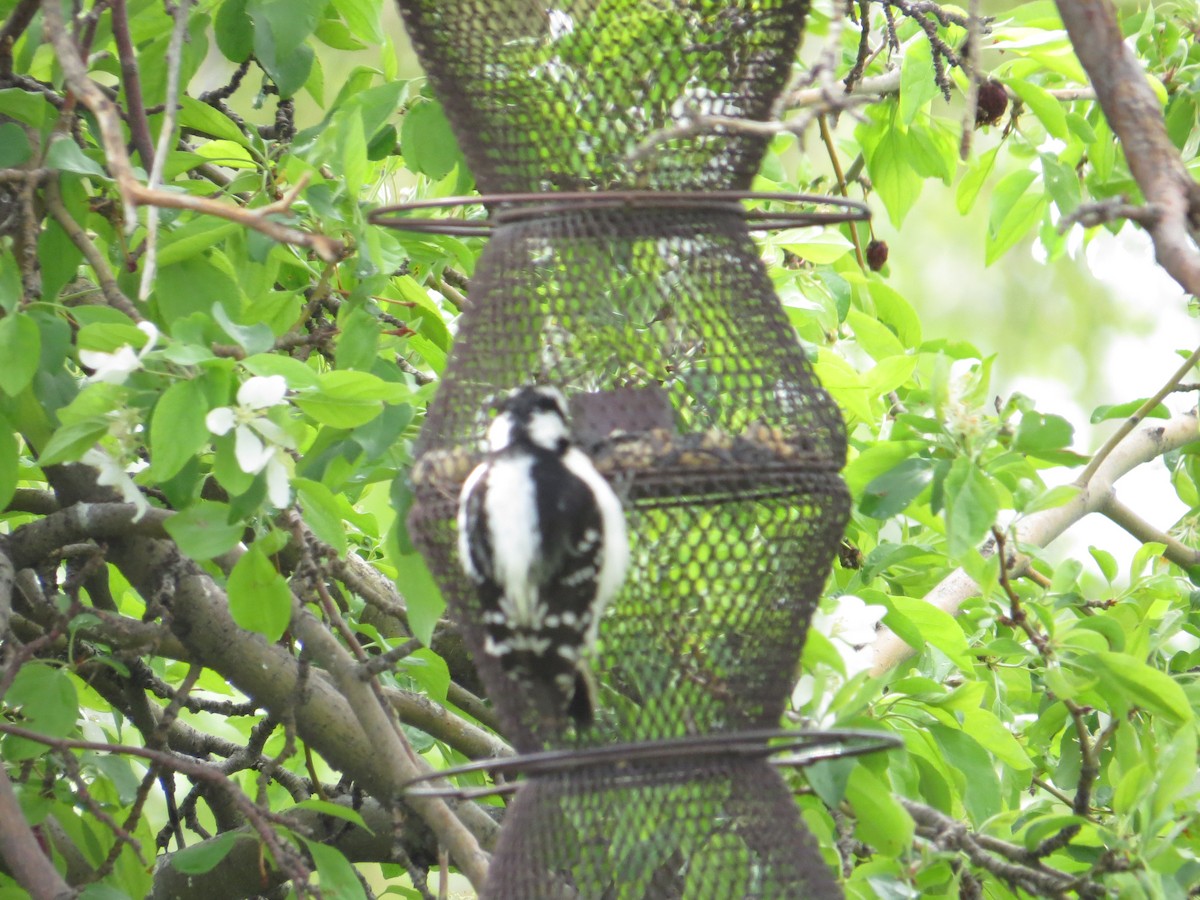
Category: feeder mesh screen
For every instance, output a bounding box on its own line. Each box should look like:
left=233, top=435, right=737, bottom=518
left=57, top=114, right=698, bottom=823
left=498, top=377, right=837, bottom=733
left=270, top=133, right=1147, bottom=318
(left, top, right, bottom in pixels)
left=394, top=0, right=811, bottom=192
left=408, top=208, right=848, bottom=751
left=485, top=759, right=841, bottom=897
left=393, top=3, right=849, bottom=897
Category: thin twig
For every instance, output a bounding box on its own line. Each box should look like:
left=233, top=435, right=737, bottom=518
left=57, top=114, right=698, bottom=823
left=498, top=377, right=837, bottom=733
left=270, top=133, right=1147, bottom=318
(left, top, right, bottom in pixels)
left=818, top=113, right=866, bottom=269
left=1075, top=342, right=1200, bottom=487
left=958, top=0, right=982, bottom=160
left=138, top=0, right=192, bottom=299
left=110, top=0, right=154, bottom=169
left=0, top=0, right=39, bottom=79
left=44, top=176, right=144, bottom=319
left=41, top=0, right=343, bottom=261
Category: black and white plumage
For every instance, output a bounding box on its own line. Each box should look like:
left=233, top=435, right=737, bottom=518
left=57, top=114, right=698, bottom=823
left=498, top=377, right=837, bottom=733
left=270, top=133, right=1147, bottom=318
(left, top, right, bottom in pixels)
left=457, top=385, right=629, bottom=728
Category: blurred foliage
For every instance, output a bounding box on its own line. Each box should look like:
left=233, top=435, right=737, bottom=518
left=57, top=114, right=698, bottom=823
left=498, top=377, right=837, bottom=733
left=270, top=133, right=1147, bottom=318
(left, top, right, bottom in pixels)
left=0, top=0, right=1199, bottom=897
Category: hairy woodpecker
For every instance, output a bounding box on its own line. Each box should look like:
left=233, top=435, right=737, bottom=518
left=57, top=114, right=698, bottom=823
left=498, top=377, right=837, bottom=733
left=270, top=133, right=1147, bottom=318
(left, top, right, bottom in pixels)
left=457, top=385, right=629, bottom=728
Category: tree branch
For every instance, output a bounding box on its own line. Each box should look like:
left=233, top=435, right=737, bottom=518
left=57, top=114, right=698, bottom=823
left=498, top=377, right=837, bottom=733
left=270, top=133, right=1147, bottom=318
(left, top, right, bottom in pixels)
left=0, top=0, right=38, bottom=79
left=41, top=0, right=343, bottom=262
left=870, top=411, right=1200, bottom=674
left=1053, top=0, right=1200, bottom=296
left=44, top=177, right=144, bottom=319
left=1100, top=495, right=1200, bottom=568
left=0, top=762, right=72, bottom=900
left=109, top=0, right=154, bottom=169
left=902, top=798, right=1105, bottom=897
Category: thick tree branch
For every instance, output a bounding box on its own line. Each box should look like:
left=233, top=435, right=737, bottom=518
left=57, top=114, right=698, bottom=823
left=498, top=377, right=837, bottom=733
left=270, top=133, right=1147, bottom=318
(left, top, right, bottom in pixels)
left=0, top=762, right=71, bottom=899
left=1101, top=495, right=1200, bottom=569
left=1053, top=0, right=1200, bottom=296
left=870, top=411, right=1200, bottom=674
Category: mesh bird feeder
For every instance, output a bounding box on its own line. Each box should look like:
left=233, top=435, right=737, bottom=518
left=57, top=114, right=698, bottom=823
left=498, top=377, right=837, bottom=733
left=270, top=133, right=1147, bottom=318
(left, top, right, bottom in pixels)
left=375, top=2, right=885, bottom=896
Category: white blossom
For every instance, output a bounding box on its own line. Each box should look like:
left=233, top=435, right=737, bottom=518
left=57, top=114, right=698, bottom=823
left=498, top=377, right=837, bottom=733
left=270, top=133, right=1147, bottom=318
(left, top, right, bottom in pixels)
left=78, top=322, right=159, bottom=384
left=82, top=447, right=150, bottom=521
left=791, top=596, right=888, bottom=728
left=205, top=375, right=294, bottom=506
left=810, top=594, right=887, bottom=677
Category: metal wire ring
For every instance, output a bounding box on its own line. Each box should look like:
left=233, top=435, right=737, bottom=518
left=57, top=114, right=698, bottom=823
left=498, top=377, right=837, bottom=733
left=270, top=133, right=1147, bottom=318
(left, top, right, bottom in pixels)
left=369, top=190, right=870, bottom=236
left=402, top=727, right=900, bottom=800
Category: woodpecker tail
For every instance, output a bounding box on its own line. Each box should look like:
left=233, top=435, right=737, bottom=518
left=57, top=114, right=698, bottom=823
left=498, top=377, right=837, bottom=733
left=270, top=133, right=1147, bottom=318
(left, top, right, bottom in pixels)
left=566, top=668, right=595, bottom=728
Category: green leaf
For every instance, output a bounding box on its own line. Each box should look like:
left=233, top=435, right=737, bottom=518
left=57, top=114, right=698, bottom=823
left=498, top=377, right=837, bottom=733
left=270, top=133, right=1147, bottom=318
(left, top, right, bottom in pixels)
left=231, top=357, right=313, bottom=395
left=295, top=371, right=410, bottom=428
left=38, top=418, right=111, bottom=466
left=212, top=304, right=273, bottom=355
left=929, top=725, right=1000, bottom=823
left=1089, top=546, right=1118, bottom=583
left=884, top=594, right=974, bottom=671
left=961, top=708, right=1033, bottom=770
left=248, top=0, right=322, bottom=97
left=45, top=139, right=109, bottom=179
left=0, top=88, right=52, bottom=128
left=295, top=478, right=348, bottom=557
left=957, top=145, right=999, bottom=215
left=775, top=227, right=855, bottom=265
left=400, top=100, right=461, bottom=181
left=866, top=281, right=923, bottom=349
left=405, top=648, right=451, bottom=702
left=812, top=350, right=873, bottom=423
left=865, top=126, right=924, bottom=227
left=289, top=799, right=372, bottom=832
left=0, top=414, right=16, bottom=511
left=337, top=0, right=384, bottom=44
left=847, top=309, right=906, bottom=360
left=391, top=550, right=444, bottom=647
left=155, top=257, right=242, bottom=328
left=1090, top=398, right=1170, bottom=424
left=1023, top=483, right=1080, bottom=513
left=845, top=765, right=913, bottom=855
left=942, top=456, right=999, bottom=557
left=986, top=169, right=1047, bottom=265
left=5, top=664, right=79, bottom=760
left=843, top=441, right=927, bottom=496
left=861, top=458, right=932, bottom=519
left=339, top=111, right=370, bottom=197
left=150, top=380, right=211, bottom=481
left=314, top=18, right=367, bottom=50
left=170, top=832, right=247, bottom=874
left=1007, top=79, right=1068, bottom=139
left=1015, top=411, right=1074, bottom=454
left=164, top=501, right=245, bottom=561
left=0, top=250, right=20, bottom=314
left=301, top=839, right=368, bottom=900
left=865, top=354, right=917, bottom=395
left=77, top=886, right=132, bottom=900
left=899, top=39, right=941, bottom=124
left=0, top=313, right=39, bottom=396
left=214, top=0, right=254, bottom=62
left=1083, top=651, right=1193, bottom=725
left=0, top=122, right=31, bottom=167
left=179, top=95, right=251, bottom=147
left=1040, top=153, right=1081, bottom=215
left=336, top=307, right=381, bottom=371
left=227, top=543, right=293, bottom=641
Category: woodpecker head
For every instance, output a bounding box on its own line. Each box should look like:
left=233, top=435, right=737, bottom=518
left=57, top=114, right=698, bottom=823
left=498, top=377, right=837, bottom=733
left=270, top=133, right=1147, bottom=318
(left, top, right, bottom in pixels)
left=486, top=385, right=570, bottom=453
